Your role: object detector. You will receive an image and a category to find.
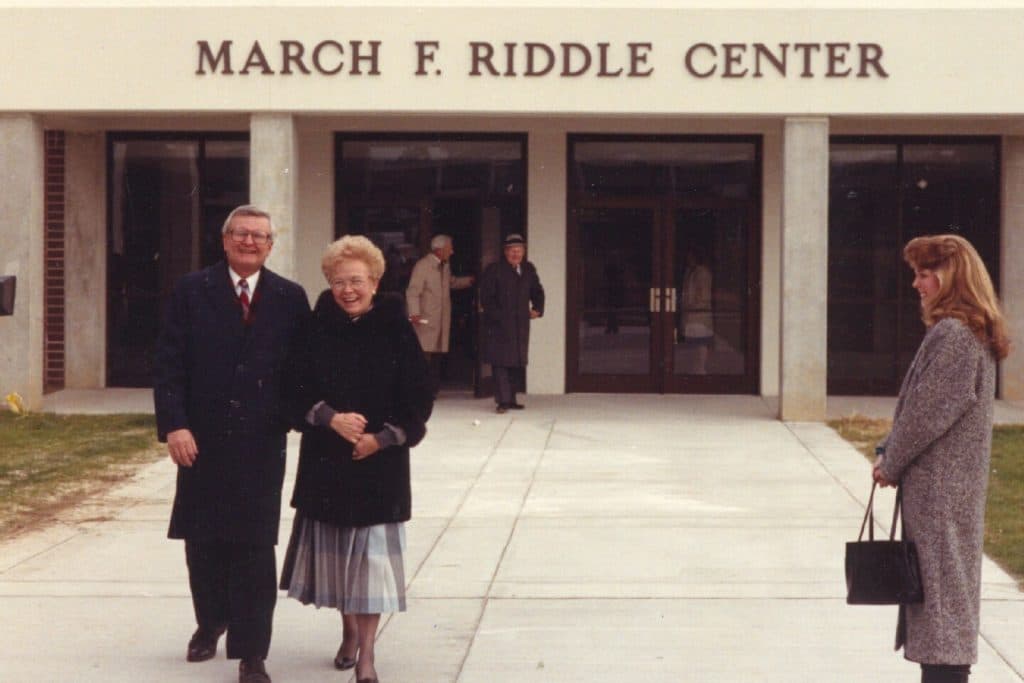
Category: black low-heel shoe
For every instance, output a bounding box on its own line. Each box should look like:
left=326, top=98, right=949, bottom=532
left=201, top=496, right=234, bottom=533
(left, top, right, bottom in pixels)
left=334, top=643, right=356, bottom=670
left=186, top=625, right=226, bottom=662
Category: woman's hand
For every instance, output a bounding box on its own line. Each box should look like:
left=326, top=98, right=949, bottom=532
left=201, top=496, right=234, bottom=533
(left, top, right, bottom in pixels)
left=330, top=412, right=367, bottom=443
left=352, top=434, right=380, bottom=460
left=872, top=457, right=895, bottom=488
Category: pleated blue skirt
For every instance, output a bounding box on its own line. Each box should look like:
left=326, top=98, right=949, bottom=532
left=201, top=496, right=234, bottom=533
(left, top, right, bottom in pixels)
left=280, top=511, right=406, bottom=614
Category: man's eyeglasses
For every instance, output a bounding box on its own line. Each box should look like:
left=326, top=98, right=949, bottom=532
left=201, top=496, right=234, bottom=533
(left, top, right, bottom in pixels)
left=228, top=229, right=273, bottom=246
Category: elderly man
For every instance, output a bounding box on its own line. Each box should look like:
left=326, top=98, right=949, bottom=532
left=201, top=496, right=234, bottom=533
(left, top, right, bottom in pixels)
left=479, top=233, right=545, bottom=413
left=406, top=234, right=475, bottom=395
left=154, top=205, right=310, bottom=683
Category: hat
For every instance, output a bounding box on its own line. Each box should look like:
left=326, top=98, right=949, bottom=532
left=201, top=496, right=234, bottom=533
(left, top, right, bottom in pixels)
left=503, top=233, right=525, bottom=246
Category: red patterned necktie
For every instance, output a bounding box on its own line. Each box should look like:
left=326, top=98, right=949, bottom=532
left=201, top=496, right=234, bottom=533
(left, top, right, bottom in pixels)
left=238, top=279, right=251, bottom=322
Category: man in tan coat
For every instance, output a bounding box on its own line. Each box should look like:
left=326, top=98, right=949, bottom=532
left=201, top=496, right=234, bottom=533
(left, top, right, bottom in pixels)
left=406, top=234, right=474, bottom=395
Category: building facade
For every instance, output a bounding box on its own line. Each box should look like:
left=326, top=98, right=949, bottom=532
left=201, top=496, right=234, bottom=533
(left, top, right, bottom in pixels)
left=2, top=3, right=1022, bottom=419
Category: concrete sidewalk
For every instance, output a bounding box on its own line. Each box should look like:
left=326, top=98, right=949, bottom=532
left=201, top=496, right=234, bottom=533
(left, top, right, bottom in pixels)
left=2, top=395, right=1021, bottom=682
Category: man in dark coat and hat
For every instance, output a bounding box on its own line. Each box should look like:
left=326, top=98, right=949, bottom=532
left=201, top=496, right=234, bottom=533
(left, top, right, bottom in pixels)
left=479, top=233, right=545, bottom=413
left=153, top=205, right=309, bottom=683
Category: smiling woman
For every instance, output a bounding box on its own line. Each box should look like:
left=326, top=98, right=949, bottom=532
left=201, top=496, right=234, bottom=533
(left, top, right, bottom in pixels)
left=281, top=234, right=433, bottom=681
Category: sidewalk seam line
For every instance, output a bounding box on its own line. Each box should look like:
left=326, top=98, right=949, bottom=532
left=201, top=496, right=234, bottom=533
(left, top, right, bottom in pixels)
left=453, top=417, right=555, bottom=683
left=379, top=417, right=515, bottom=655
left=789, top=423, right=1024, bottom=679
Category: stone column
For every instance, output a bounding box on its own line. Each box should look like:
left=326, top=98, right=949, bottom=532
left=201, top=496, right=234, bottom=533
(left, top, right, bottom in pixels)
left=250, top=113, right=298, bottom=279
left=779, top=117, right=829, bottom=421
left=1001, top=137, right=1024, bottom=399
left=760, top=125, right=783, bottom=398
left=0, top=115, right=45, bottom=410
left=65, top=132, right=106, bottom=388
left=526, top=127, right=567, bottom=394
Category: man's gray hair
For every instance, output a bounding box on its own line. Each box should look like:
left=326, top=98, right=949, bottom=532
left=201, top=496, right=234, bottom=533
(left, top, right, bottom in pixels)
left=430, top=234, right=452, bottom=251
left=221, top=205, right=275, bottom=237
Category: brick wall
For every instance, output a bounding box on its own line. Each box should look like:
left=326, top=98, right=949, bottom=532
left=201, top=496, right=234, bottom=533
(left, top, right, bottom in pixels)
left=44, top=130, right=65, bottom=393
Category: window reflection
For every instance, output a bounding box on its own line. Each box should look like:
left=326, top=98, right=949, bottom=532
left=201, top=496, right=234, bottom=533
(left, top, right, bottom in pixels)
left=569, top=137, right=758, bottom=391
left=108, top=135, right=249, bottom=387
left=577, top=207, right=653, bottom=375
left=828, top=139, right=999, bottom=394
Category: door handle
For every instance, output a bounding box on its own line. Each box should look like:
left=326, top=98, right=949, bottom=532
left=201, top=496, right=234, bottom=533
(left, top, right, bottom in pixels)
left=665, top=287, right=676, bottom=313
left=650, top=287, right=661, bottom=313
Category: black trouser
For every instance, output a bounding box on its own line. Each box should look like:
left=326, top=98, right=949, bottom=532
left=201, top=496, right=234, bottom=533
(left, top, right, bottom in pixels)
left=921, top=664, right=971, bottom=683
left=425, top=352, right=443, bottom=397
left=492, top=365, right=520, bottom=406
left=184, top=539, right=276, bottom=660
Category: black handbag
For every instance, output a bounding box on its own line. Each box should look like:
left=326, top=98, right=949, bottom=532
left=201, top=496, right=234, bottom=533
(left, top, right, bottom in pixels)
left=845, top=482, right=924, bottom=605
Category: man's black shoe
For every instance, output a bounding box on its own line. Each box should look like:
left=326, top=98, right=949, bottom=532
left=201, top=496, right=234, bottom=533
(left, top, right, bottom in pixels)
left=495, top=404, right=508, bottom=414
left=239, top=657, right=271, bottom=683
left=510, top=402, right=525, bottom=410
left=186, top=625, right=226, bottom=662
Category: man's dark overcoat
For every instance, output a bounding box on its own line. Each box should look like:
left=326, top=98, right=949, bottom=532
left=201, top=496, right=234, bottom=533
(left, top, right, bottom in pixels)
left=154, top=261, right=310, bottom=545
left=479, top=259, right=545, bottom=367
left=284, top=291, right=433, bottom=528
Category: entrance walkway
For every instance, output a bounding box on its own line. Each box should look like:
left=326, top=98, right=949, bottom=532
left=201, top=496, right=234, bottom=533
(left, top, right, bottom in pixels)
left=3, top=395, right=1022, bottom=682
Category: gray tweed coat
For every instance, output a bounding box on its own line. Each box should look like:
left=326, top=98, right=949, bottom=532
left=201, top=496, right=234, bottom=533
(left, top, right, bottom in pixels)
left=879, top=317, right=996, bottom=665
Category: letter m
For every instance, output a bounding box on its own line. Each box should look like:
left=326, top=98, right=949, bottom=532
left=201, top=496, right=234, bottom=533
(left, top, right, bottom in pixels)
left=196, top=41, right=234, bottom=75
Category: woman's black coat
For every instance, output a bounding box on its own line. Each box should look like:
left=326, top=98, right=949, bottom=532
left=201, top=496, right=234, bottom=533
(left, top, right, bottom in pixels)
left=285, top=291, right=433, bottom=528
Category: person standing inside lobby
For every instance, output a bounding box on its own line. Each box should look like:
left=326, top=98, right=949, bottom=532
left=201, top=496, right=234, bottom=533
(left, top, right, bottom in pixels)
left=679, top=246, right=714, bottom=374
left=479, top=233, right=545, bottom=413
left=405, top=234, right=475, bottom=396
left=153, top=205, right=310, bottom=683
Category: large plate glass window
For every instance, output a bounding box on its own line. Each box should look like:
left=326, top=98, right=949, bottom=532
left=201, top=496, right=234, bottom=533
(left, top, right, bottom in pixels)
left=107, top=134, right=249, bottom=387
left=335, top=134, right=526, bottom=396
left=828, top=137, right=999, bottom=394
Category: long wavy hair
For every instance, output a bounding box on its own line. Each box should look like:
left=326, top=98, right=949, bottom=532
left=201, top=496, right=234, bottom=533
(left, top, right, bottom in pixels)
left=903, top=234, right=1009, bottom=360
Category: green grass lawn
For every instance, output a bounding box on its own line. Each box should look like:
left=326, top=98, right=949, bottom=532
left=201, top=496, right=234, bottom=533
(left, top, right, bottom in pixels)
left=0, top=412, right=163, bottom=537
left=830, top=416, right=1024, bottom=588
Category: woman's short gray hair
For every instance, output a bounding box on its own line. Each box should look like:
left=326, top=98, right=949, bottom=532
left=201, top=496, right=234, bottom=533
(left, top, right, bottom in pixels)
left=321, top=235, right=386, bottom=282
left=221, top=205, right=275, bottom=236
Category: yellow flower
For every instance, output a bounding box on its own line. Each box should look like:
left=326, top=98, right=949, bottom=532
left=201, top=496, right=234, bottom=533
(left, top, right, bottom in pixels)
left=5, top=392, right=25, bottom=415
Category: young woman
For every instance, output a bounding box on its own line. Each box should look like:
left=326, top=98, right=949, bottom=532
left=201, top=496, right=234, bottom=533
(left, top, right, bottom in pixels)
left=873, top=234, right=1010, bottom=683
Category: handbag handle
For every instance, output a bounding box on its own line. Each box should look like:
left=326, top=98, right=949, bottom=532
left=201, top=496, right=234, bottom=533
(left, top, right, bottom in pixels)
left=889, top=485, right=904, bottom=541
left=857, top=481, right=905, bottom=542
left=857, top=481, right=877, bottom=541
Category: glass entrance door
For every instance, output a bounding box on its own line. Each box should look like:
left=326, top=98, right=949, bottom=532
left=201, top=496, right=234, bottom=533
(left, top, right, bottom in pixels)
left=663, top=203, right=758, bottom=393
left=567, top=135, right=761, bottom=394
left=572, top=203, right=658, bottom=391
left=568, top=200, right=758, bottom=393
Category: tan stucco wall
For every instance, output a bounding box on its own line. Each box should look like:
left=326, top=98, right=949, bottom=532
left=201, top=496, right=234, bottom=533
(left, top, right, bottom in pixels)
left=295, top=123, right=334, bottom=303
left=1001, top=138, right=1024, bottom=400
left=3, top=6, right=1024, bottom=116
left=0, top=115, right=44, bottom=409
